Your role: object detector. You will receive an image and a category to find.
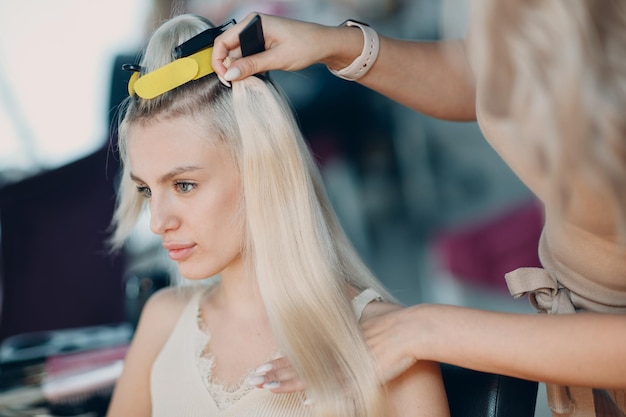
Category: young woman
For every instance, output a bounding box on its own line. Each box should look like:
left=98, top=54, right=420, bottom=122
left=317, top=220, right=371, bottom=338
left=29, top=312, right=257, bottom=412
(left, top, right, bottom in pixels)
left=105, top=13, right=449, bottom=417
left=210, top=1, right=626, bottom=416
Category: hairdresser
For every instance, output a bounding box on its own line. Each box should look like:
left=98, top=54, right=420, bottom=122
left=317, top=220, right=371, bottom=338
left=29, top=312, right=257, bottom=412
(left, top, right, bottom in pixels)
left=212, top=3, right=626, bottom=416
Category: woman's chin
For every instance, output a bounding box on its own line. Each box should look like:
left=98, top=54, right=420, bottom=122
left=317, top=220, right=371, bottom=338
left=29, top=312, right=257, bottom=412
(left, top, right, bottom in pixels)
left=176, top=265, right=214, bottom=281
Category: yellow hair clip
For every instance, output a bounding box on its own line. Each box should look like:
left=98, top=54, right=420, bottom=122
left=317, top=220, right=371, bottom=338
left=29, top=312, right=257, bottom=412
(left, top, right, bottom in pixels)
left=126, top=47, right=215, bottom=99
left=123, top=19, right=237, bottom=99
left=122, top=17, right=268, bottom=99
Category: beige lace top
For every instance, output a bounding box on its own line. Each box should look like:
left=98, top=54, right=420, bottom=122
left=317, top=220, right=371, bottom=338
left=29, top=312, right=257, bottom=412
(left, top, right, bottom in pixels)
left=150, top=288, right=382, bottom=416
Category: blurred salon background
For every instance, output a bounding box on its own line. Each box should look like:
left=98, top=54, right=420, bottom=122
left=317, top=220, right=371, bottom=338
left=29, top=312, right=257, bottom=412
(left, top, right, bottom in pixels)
left=0, top=0, right=546, bottom=415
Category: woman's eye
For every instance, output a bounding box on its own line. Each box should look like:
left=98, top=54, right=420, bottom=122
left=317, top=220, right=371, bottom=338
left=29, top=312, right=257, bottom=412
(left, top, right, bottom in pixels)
left=175, top=182, right=196, bottom=193
left=136, top=186, right=152, bottom=198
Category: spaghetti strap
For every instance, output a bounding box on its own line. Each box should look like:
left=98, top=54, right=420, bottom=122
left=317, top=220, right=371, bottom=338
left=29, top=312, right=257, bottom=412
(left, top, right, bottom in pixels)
left=352, top=288, right=383, bottom=321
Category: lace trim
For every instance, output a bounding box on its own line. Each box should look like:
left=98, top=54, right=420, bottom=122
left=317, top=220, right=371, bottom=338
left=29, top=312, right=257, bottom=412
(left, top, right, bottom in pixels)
left=193, top=288, right=380, bottom=410
left=195, top=297, right=279, bottom=410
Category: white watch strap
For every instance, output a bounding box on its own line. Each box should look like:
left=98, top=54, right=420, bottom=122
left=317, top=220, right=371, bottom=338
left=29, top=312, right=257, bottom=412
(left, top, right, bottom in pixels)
left=329, top=20, right=380, bottom=81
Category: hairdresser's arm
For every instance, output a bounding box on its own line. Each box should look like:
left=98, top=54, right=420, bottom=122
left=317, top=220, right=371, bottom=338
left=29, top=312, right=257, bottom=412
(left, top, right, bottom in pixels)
left=364, top=304, right=626, bottom=388
left=212, top=13, right=476, bottom=121
left=250, top=303, right=449, bottom=416
left=106, top=288, right=187, bottom=417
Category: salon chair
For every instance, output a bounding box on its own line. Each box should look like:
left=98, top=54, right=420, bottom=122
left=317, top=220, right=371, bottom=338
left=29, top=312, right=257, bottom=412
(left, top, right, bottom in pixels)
left=441, top=363, right=538, bottom=417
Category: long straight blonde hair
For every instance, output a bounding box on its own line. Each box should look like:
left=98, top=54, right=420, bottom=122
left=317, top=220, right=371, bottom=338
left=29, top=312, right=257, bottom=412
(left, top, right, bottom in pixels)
left=111, top=14, right=394, bottom=417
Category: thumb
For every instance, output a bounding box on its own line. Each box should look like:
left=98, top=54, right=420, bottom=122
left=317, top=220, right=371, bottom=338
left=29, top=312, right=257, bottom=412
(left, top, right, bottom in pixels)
left=224, top=52, right=273, bottom=81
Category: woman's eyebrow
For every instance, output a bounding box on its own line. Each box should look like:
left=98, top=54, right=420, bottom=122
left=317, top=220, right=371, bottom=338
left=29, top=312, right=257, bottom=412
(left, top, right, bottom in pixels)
left=129, top=172, right=144, bottom=183
left=129, top=166, right=204, bottom=184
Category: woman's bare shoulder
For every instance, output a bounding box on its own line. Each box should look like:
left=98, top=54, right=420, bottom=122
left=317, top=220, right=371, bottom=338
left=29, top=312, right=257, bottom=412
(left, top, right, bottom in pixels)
left=145, top=285, right=198, bottom=309
left=137, top=286, right=202, bottom=338
left=106, top=285, right=203, bottom=416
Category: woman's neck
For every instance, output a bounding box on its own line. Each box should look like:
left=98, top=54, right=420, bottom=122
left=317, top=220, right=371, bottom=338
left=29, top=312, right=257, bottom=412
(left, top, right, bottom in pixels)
left=213, top=264, right=266, bottom=321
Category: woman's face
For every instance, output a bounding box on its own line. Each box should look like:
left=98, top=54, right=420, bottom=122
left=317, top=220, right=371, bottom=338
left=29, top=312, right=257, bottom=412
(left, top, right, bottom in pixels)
left=127, top=116, right=244, bottom=280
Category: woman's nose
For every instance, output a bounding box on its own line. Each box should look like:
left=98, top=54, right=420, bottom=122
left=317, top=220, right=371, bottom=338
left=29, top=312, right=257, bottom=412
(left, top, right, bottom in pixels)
left=149, top=194, right=179, bottom=235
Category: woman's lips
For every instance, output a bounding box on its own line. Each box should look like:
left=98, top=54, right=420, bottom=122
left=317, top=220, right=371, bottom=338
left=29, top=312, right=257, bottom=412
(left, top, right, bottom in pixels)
left=163, top=243, right=196, bottom=261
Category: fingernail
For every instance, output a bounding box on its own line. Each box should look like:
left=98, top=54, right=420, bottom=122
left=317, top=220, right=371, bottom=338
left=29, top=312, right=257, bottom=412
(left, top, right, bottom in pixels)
left=255, top=363, right=273, bottom=375
left=224, top=67, right=241, bottom=81
left=263, top=381, right=280, bottom=389
left=246, top=375, right=265, bottom=386
left=217, top=73, right=231, bottom=88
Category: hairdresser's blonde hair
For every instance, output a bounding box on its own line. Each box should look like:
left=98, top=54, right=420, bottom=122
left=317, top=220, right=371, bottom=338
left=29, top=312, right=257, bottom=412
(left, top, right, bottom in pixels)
left=111, top=14, right=393, bottom=417
left=471, top=0, right=626, bottom=228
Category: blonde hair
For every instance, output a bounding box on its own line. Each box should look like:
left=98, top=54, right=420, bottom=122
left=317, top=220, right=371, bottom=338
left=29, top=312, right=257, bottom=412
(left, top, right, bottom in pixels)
left=471, top=0, right=626, bottom=229
left=111, top=14, right=393, bottom=417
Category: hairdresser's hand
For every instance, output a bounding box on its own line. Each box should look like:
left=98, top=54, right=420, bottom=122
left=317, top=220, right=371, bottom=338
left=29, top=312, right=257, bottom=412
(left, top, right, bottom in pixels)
left=212, top=13, right=362, bottom=83
left=362, top=305, right=425, bottom=385
left=248, top=306, right=427, bottom=393
left=247, top=357, right=306, bottom=394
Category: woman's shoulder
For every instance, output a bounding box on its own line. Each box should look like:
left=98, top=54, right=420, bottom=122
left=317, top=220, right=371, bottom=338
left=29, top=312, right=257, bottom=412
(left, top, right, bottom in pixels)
left=139, top=286, right=206, bottom=334
left=145, top=285, right=198, bottom=311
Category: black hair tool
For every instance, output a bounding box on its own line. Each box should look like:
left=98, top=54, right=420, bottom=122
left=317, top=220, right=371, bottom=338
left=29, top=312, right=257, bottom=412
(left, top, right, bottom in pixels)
left=174, top=19, right=236, bottom=58
left=239, top=15, right=266, bottom=57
